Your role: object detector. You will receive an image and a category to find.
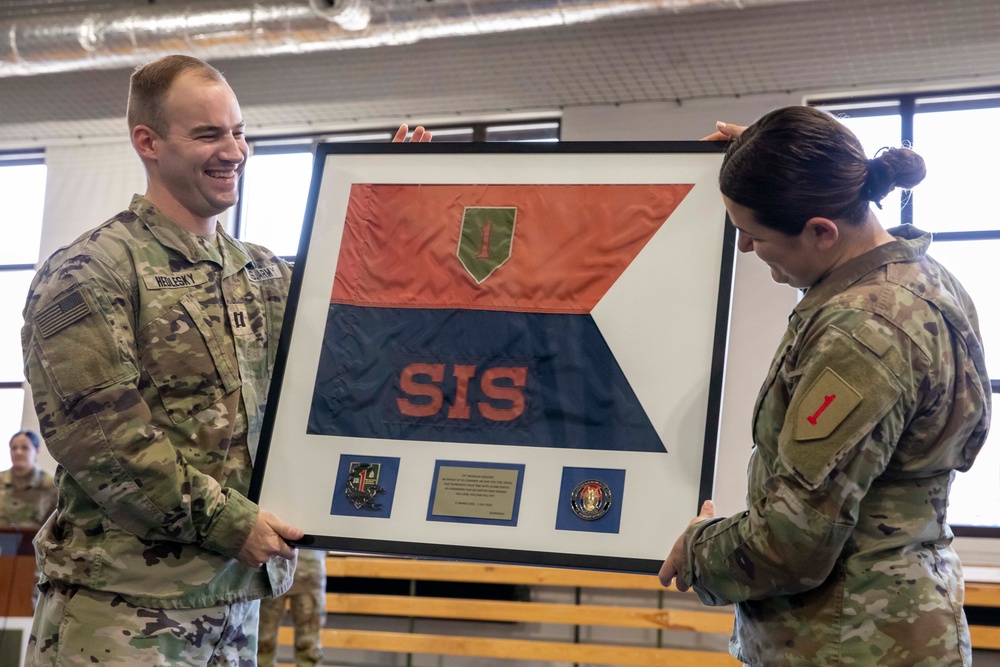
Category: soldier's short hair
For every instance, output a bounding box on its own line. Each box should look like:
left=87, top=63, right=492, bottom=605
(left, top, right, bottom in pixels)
left=10, top=430, right=40, bottom=449
left=127, top=55, right=227, bottom=137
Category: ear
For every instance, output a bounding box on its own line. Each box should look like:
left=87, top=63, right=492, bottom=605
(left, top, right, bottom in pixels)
left=132, top=124, right=159, bottom=161
left=802, top=217, right=839, bottom=251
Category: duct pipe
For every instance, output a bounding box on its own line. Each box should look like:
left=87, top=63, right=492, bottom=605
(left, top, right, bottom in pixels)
left=0, top=0, right=815, bottom=78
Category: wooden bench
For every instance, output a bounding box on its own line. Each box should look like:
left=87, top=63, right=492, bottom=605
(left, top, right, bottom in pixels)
left=965, top=566, right=1000, bottom=651
left=275, top=557, right=1000, bottom=665
left=278, top=556, right=738, bottom=666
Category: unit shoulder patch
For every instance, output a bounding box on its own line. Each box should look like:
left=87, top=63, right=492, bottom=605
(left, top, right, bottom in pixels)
left=793, top=367, right=862, bottom=441
left=779, top=326, right=903, bottom=490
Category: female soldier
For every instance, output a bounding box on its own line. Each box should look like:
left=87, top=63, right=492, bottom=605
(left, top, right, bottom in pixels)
left=660, top=106, right=990, bottom=666
left=0, top=430, right=56, bottom=531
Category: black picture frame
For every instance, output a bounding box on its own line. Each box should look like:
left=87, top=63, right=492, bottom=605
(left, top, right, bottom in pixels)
left=249, top=141, right=733, bottom=573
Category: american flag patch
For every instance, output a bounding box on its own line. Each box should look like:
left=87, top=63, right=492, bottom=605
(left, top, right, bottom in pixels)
left=36, top=290, right=92, bottom=338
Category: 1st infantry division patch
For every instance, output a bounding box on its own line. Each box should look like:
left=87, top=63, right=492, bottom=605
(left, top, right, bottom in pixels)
left=794, top=367, right=862, bottom=441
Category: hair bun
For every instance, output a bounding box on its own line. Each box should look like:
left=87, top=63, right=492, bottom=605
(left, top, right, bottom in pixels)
left=864, top=147, right=927, bottom=206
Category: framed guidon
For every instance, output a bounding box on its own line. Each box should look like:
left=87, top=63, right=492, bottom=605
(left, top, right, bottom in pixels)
left=249, top=141, right=733, bottom=573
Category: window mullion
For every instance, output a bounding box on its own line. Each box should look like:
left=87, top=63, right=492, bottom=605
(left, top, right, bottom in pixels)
left=900, top=95, right=915, bottom=226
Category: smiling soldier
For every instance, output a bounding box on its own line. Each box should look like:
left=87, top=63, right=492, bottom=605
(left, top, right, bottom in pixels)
left=20, top=55, right=304, bottom=666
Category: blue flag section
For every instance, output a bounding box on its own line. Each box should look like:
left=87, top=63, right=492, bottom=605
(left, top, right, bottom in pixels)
left=307, top=304, right=666, bottom=453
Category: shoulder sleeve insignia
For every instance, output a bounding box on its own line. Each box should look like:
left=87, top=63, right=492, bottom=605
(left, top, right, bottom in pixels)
left=779, top=325, right=903, bottom=490
left=793, top=367, right=862, bottom=441
left=35, top=289, right=92, bottom=338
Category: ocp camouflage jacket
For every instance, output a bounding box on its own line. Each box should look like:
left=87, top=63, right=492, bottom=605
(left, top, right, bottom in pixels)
left=0, top=466, right=57, bottom=530
left=22, top=195, right=294, bottom=608
left=681, top=226, right=990, bottom=666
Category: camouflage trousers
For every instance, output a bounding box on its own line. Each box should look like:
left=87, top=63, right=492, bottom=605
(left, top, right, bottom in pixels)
left=25, top=586, right=260, bottom=666
left=256, top=588, right=324, bottom=667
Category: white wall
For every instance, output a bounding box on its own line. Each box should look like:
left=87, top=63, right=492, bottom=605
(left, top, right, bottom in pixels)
left=560, top=94, right=801, bottom=142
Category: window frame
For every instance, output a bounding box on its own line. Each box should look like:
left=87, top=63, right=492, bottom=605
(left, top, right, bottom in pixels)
left=811, top=89, right=1000, bottom=537
left=0, top=151, right=45, bottom=468
left=0, top=150, right=45, bottom=347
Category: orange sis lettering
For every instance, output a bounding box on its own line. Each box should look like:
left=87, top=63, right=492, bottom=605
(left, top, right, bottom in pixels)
left=397, top=363, right=527, bottom=422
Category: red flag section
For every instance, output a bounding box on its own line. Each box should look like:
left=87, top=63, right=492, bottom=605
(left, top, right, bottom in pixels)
left=331, top=183, right=693, bottom=314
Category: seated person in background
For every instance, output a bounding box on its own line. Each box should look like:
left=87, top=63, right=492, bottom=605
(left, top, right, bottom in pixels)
left=0, top=430, right=57, bottom=531
left=257, top=548, right=327, bottom=667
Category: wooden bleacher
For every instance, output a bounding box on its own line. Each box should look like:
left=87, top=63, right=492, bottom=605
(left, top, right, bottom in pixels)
left=965, top=566, right=1000, bottom=652
left=279, top=556, right=735, bottom=666
left=274, top=556, right=1000, bottom=666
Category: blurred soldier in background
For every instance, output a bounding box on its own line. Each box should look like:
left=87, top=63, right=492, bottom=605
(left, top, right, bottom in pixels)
left=0, top=430, right=56, bottom=531
left=257, top=549, right=327, bottom=667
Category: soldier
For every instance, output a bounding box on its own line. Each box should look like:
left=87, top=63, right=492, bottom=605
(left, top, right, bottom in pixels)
left=659, top=106, right=990, bottom=666
left=20, top=54, right=429, bottom=666
left=1, top=430, right=58, bottom=609
left=0, top=430, right=56, bottom=531
left=257, top=548, right=326, bottom=667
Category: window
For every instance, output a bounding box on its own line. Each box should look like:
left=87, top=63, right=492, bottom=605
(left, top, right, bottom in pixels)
left=813, top=90, right=1000, bottom=532
left=236, top=120, right=560, bottom=257
left=237, top=147, right=313, bottom=258
left=0, top=152, right=46, bottom=469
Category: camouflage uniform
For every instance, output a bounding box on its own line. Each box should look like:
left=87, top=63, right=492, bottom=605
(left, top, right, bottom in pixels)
left=21, top=195, right=294, bottom=664
left=0, top=466, right=57, bottom=530
left=257, top=549, right=326, bottom=667
left=29, top=586, right=261, bottom=666
left=679, top=226, right=990, bottom=666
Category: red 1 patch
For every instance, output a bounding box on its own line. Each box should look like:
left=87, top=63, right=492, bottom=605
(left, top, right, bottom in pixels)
left=793, top=367, right=862, bottom=441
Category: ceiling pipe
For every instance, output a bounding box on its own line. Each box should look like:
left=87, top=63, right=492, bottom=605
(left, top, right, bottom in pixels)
left=0, top=0, right=815, bottom=78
